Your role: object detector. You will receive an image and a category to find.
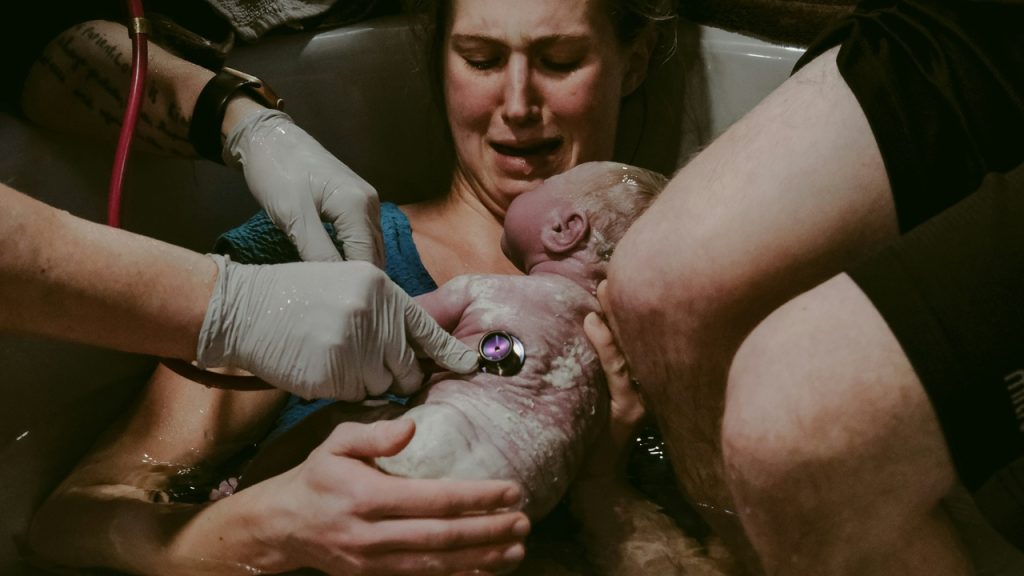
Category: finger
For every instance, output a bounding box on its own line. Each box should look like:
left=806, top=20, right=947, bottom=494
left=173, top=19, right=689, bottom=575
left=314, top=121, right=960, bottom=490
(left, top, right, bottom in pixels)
left=401, top=292, right=478, bottom=373
left=347, top=541, right=525, bottom=576
left=358, top=345, right=396, bottom=398
left=368, top=476, right=523, bottom=518
left=274, top=201, right=344, bottom=262
left=584, top=311, right=629, bottom=382
left=329, top=202, right=385, bottom=267
left=356, top=512, right=530, bottom=553
left=584, top=311, right=645, bottom=436
left=383, top=334, right=427, bottom=397
left=325, top=419, right=417, bottom=459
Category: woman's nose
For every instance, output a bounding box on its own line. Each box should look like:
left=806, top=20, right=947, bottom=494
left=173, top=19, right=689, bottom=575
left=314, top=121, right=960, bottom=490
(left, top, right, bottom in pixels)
left=501, top=56, right=540, bottom=125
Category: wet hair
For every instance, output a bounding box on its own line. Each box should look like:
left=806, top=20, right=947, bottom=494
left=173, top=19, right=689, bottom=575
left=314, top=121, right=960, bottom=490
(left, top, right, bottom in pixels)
left=564, top=161, right=669, bottom=261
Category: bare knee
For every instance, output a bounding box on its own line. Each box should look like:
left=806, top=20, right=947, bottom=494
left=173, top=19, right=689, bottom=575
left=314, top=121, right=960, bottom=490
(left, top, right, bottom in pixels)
left=721, top=307, right=831, bottom=507
left=721, top=276, right=961, bottom=571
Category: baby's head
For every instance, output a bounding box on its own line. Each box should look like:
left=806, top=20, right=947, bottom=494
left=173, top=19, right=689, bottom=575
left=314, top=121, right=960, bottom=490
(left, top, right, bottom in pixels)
left=501, top=161, right=668, bottom=276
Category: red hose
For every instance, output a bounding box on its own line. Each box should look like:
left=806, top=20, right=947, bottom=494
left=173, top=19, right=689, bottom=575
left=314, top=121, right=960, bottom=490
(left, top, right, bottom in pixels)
left=107, top=0, right=148, bottom=228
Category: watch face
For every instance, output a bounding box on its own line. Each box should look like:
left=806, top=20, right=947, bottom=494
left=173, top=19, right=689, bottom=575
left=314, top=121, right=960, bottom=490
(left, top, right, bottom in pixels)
left=478, top=331, right=525, bottom=376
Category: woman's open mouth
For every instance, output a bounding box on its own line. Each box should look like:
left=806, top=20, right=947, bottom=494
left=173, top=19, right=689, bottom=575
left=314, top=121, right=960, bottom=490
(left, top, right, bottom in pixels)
left=490, top=138, right=564, bottom=177
left=490, top=138, right=563, bottom=158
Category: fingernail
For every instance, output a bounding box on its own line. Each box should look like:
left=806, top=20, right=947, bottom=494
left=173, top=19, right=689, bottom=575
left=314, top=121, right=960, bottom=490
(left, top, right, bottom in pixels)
left=503, top=543, right=525, bottom=562
left=512, top=517, right=530, bottom=537
left=503, top=485, right=522, bottom=506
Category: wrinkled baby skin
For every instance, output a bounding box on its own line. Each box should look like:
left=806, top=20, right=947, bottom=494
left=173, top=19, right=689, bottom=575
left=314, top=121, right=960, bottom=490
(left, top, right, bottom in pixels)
left=376, top=273, right=608, bottom=519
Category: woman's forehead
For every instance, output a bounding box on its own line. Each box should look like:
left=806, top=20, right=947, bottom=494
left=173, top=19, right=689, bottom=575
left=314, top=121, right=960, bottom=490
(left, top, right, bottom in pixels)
left=448, top=0, right=609, bottom=41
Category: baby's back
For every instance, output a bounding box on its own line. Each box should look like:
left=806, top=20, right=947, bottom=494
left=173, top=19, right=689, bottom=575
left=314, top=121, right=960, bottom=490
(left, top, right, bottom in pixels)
left=377, top=274, right=608, bottom=518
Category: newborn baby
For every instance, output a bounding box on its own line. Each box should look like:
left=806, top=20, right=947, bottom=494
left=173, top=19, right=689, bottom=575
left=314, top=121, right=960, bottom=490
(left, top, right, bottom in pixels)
left=240, top=161, right=666, bottom=519
left=378, top=161, right=666, bottom=518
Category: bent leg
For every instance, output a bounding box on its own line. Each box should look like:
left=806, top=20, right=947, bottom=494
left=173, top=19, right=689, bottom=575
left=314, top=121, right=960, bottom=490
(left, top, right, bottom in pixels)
left=604, top=45, right=897, bottom=572
left=722, top=274, right=969, bottom=575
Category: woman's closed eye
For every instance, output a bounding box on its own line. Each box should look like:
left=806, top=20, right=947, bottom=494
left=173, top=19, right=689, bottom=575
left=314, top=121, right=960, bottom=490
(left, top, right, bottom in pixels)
left=464, top=56, right=502, bottom=71
left=539, top=57, right=583, bottom=74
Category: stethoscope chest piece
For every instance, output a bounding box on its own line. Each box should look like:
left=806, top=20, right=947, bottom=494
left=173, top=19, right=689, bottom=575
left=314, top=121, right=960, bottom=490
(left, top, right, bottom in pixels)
left=478, top=330, right=526, bottom=376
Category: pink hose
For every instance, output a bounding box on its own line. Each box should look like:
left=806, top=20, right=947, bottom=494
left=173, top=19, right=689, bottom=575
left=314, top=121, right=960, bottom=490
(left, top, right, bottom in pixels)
left=107, top=0, right=148, bottom=228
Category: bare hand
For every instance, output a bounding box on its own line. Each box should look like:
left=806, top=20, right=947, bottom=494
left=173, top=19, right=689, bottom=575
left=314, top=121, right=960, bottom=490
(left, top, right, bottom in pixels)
left=253, top=419, right=529, bottom=575
left=581, top=280, right=646, bottom=479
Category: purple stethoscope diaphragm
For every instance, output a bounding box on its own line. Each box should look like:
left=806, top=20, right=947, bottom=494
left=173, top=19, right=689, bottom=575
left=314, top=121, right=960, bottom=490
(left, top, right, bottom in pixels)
left=478, top=330, right=526, bottom=376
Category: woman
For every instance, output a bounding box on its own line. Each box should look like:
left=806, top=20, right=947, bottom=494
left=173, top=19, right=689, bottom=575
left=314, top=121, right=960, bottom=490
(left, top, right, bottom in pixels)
left=28, top=1, right=694, bottom=574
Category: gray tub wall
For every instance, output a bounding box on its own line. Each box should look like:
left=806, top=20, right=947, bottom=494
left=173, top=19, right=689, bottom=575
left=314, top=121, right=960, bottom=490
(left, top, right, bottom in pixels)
left=0, top=16, right=801, bottom=574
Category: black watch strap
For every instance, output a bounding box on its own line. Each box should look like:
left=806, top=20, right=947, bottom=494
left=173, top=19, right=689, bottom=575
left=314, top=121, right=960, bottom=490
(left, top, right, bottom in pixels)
left=189, top=67, right=284, bottom=164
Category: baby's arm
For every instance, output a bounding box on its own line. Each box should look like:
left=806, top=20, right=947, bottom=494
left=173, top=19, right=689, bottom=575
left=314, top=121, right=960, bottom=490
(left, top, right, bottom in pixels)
left=415, top=276, right=474, bottom=334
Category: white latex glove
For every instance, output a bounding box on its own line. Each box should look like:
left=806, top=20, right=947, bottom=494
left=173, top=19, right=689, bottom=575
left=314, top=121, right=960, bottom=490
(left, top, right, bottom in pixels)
left=224, top=108, right=384, bottom=265
left=196, top=255, right=477, bottom=401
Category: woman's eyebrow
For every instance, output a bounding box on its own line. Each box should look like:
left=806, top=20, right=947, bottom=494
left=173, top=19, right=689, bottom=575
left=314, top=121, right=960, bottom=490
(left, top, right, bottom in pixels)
left=449, top=33, right=591, bottom=49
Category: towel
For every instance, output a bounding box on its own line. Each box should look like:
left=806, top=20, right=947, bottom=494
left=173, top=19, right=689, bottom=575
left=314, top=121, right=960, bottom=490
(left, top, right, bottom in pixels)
left=200, top=0, right=391, bottom=41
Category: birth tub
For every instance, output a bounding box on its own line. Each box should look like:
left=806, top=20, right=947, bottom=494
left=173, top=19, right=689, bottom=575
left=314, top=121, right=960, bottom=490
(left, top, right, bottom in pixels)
left=1, top=12, right=1019, bottom=575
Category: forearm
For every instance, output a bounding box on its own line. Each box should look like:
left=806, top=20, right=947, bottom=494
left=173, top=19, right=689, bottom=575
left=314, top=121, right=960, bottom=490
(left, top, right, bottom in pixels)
left=20, top=20, right=209, bottom=155
left=30, top=482, right=280, bottom=576
left=20, top=19, right=262, bottom=158
left=0, top=183, right=214, bottom=359
left=28, top=365, right=289, bottom=574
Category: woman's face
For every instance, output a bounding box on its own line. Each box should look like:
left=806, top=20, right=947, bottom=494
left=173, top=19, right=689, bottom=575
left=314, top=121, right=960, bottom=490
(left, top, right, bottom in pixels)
left=444, top=0, right=643, bottom=213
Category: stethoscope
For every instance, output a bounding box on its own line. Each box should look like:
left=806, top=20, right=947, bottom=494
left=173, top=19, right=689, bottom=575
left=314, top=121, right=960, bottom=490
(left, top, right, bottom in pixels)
left=477, top=330, right=526, bottom=376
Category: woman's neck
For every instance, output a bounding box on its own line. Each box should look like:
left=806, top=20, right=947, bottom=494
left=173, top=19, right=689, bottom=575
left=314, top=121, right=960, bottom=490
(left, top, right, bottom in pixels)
left=401, top=186, right=522, bottom=286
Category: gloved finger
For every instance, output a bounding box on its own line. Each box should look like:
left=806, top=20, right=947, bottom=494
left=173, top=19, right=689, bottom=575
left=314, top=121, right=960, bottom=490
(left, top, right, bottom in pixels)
left=400, top=292, right=478, bottom=374
left=360, top=344, right=396, bottom=398
left=279, top=202, right=344, bottom=262
left=325, top=196, right=385, bottom=267
left=384, top=332, right=427, bottom=397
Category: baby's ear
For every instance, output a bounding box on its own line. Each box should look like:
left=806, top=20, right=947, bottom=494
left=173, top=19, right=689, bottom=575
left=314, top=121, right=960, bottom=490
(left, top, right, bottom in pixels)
left=542, top=209, right=589, bottom=255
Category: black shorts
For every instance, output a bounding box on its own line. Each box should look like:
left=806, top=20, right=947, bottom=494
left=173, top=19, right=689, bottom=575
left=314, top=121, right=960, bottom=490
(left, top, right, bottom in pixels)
left=848, top=164, right=1024, bottom=493
left=796, top=0, right=1024, bottom=233
left=804, top=0, right=1024, bottom=542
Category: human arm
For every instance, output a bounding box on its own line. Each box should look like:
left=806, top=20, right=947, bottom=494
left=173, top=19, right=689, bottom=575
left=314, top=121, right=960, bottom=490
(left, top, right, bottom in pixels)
left=571, top=307, right=733, bottom=575
left=28, top=366, right=528, bottom=575
left=0, top=181, right=215, bottom=360
left=0, top=182, right=474, bottom=399
left=21, top=19, right=382, bottom=263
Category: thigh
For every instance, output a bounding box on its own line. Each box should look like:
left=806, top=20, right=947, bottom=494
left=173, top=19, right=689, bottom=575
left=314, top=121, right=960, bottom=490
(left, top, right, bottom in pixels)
left=725, top=272, right=957, bottom=508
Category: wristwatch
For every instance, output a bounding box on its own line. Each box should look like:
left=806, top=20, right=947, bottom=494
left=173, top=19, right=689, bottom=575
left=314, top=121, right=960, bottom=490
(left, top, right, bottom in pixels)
left=189, top=67, right=285, bottom=163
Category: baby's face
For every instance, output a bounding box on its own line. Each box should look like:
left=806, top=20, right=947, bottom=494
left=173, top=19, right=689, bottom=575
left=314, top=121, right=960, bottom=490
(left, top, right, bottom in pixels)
left=501, top=162, right=610, bottom=272
left=500, top=169, right=578, bottom=272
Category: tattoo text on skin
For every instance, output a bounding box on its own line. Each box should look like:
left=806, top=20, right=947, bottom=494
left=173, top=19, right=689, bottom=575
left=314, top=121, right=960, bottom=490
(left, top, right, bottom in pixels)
left=1005, top=369, right=1024, bottom=432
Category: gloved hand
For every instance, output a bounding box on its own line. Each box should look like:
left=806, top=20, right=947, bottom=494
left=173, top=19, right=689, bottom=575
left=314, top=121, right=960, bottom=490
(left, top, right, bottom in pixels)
left=196, top=255, right=478, bottom=401
left=224, top=108, right=384, bottom=265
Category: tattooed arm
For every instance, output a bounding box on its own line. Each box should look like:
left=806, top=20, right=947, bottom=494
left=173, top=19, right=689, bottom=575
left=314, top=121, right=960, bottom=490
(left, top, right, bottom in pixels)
left=20, top=19, right=211, bottom=156
left=19, top=19, right=383, bottom=263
